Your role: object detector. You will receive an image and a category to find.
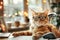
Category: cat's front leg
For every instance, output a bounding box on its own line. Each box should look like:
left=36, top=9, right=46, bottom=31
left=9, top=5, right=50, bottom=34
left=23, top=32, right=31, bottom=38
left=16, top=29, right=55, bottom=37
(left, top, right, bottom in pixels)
left=52, top=27, right=60, bottom=38
left=48, top=24, right=60, bottom=38
left=33, top=36, right=38, bottom=40
left=32, top=32, right=43, bottom=40
left=12, top=31, right=32, bottom=37
left=32, top=34, right=42, bottom=40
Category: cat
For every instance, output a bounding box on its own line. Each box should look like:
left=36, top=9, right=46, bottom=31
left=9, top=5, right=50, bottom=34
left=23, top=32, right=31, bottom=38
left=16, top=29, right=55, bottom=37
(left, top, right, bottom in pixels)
left=12, top=9, right=60, bottom=40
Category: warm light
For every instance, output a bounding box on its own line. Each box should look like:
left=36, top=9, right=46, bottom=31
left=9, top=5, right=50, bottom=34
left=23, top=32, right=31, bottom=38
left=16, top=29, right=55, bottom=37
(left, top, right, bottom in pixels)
left=27, top=0, right=29, bottom=2
left=0, top=6, right=2, bottom=9
left=4, top=14, right=6, bottom=17
left=27, top=0, right=28, bottom=2
left=24, top=12, right=28, bottom=17
left=18, top=12, right=21, bottom=15
left=43, top=0, right=46, bottom=4
left=26, top=0, right=29, bottom=5
left=15, top=13, right=17, bottom=15
left=1, top=2, right=3, bottom=4
left=1, top=24, right=5, bottom=32
left=26, top=2, right=28, bottom=5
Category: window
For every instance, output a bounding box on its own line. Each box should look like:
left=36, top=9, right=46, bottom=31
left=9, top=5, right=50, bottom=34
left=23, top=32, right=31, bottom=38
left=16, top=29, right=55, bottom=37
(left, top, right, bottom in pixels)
left=3, top=0, right=24, bottom=29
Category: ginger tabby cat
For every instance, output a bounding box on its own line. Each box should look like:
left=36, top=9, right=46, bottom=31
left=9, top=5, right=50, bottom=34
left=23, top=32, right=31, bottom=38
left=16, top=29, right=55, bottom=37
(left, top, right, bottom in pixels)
left=12, top=9, right=60, bottom=40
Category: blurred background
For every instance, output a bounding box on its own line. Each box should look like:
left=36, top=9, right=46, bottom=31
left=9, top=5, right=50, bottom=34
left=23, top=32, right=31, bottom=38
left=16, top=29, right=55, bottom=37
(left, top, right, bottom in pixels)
left=0, top=0, right=60, bottom=32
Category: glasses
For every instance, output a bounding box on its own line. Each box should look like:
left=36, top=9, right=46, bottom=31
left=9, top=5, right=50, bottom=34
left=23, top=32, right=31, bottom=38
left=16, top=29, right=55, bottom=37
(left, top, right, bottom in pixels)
left=33, top=16, right=47, bottom=21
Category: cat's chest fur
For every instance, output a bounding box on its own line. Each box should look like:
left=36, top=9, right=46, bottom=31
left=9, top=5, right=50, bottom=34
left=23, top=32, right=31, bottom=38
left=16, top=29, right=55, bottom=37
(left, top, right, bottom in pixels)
left=32, top=25, right=51, bottom=35
left=37, top=26, right=49, bottom=31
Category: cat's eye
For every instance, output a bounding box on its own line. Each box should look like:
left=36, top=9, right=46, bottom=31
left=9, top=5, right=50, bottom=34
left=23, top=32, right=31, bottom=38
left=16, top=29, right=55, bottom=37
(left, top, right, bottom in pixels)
left=38, top=17, right=40, bottom=18
left=44, top=17, right=46, bottom=18
left=33, top=16, right=47, bottom=21
left=33, top=17, right=34, bottom=18
left=39, top=16, right=47, bottom=19
left=33, top=17, right=38, bottom=21
left=33, top=16, right=38, bottom=19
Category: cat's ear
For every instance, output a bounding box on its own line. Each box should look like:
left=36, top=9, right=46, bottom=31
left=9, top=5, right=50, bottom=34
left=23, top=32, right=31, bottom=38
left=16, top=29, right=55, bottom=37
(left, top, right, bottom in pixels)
left=30, top=9, right=37, bottom=15
left=44, top=10, right=49, bottom=15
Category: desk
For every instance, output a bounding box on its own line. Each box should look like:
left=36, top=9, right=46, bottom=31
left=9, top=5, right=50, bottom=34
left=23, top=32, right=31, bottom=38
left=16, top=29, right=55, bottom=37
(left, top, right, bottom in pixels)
left=9, top=36, right=32, bottom=40
left=0, top=38, right=8, bottom=40
left=0, top=37, right=60, bottom=40
left=9, top=35, right=60, bottom=40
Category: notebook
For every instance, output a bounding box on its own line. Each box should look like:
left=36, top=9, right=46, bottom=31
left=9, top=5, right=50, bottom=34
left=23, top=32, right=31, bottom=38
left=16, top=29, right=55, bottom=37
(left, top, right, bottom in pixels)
left=0, top=33, right=11, bottom=38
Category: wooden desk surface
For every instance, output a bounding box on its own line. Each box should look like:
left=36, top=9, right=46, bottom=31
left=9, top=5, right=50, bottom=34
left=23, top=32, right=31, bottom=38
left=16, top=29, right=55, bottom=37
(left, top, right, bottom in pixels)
left=0, top=38, right=8, bottom=40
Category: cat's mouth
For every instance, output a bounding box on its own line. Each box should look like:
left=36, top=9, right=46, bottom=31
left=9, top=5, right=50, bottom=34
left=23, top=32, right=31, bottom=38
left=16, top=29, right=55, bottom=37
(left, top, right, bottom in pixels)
left=40, top=18, right=45, bottom=21
left=39, top=16, right=46, bottom=21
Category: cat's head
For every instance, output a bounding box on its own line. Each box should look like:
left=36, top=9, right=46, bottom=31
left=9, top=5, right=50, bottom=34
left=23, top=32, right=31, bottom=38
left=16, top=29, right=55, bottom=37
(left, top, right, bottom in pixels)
left=31, top=9, right=49, bottom=25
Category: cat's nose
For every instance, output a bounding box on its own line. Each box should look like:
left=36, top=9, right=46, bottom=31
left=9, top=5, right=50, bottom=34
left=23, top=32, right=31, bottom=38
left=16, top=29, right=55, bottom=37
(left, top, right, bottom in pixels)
left=40, top=17, right=45, bottom=20
left=40, top=17, right=44, bottom=19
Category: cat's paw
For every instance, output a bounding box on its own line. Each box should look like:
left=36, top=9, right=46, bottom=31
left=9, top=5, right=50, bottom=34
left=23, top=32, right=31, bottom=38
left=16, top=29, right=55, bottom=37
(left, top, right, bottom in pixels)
left=12, top=32, right=24, bottom=37
left=23, top=31, right=32, bottom=36
left=12, top=31, right=32, bottom=37
left=33, top=33, right=42, bottom=39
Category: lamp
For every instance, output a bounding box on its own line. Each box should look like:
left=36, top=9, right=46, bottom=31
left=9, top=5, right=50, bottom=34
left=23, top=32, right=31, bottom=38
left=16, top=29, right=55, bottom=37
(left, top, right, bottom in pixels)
left=0, top=6, right=2, bottom=9
left=42, top=0, right=46, bottom=4
left=24, top=11, right=28, bottom=17
left=0, top=2, right=3, bottom=4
